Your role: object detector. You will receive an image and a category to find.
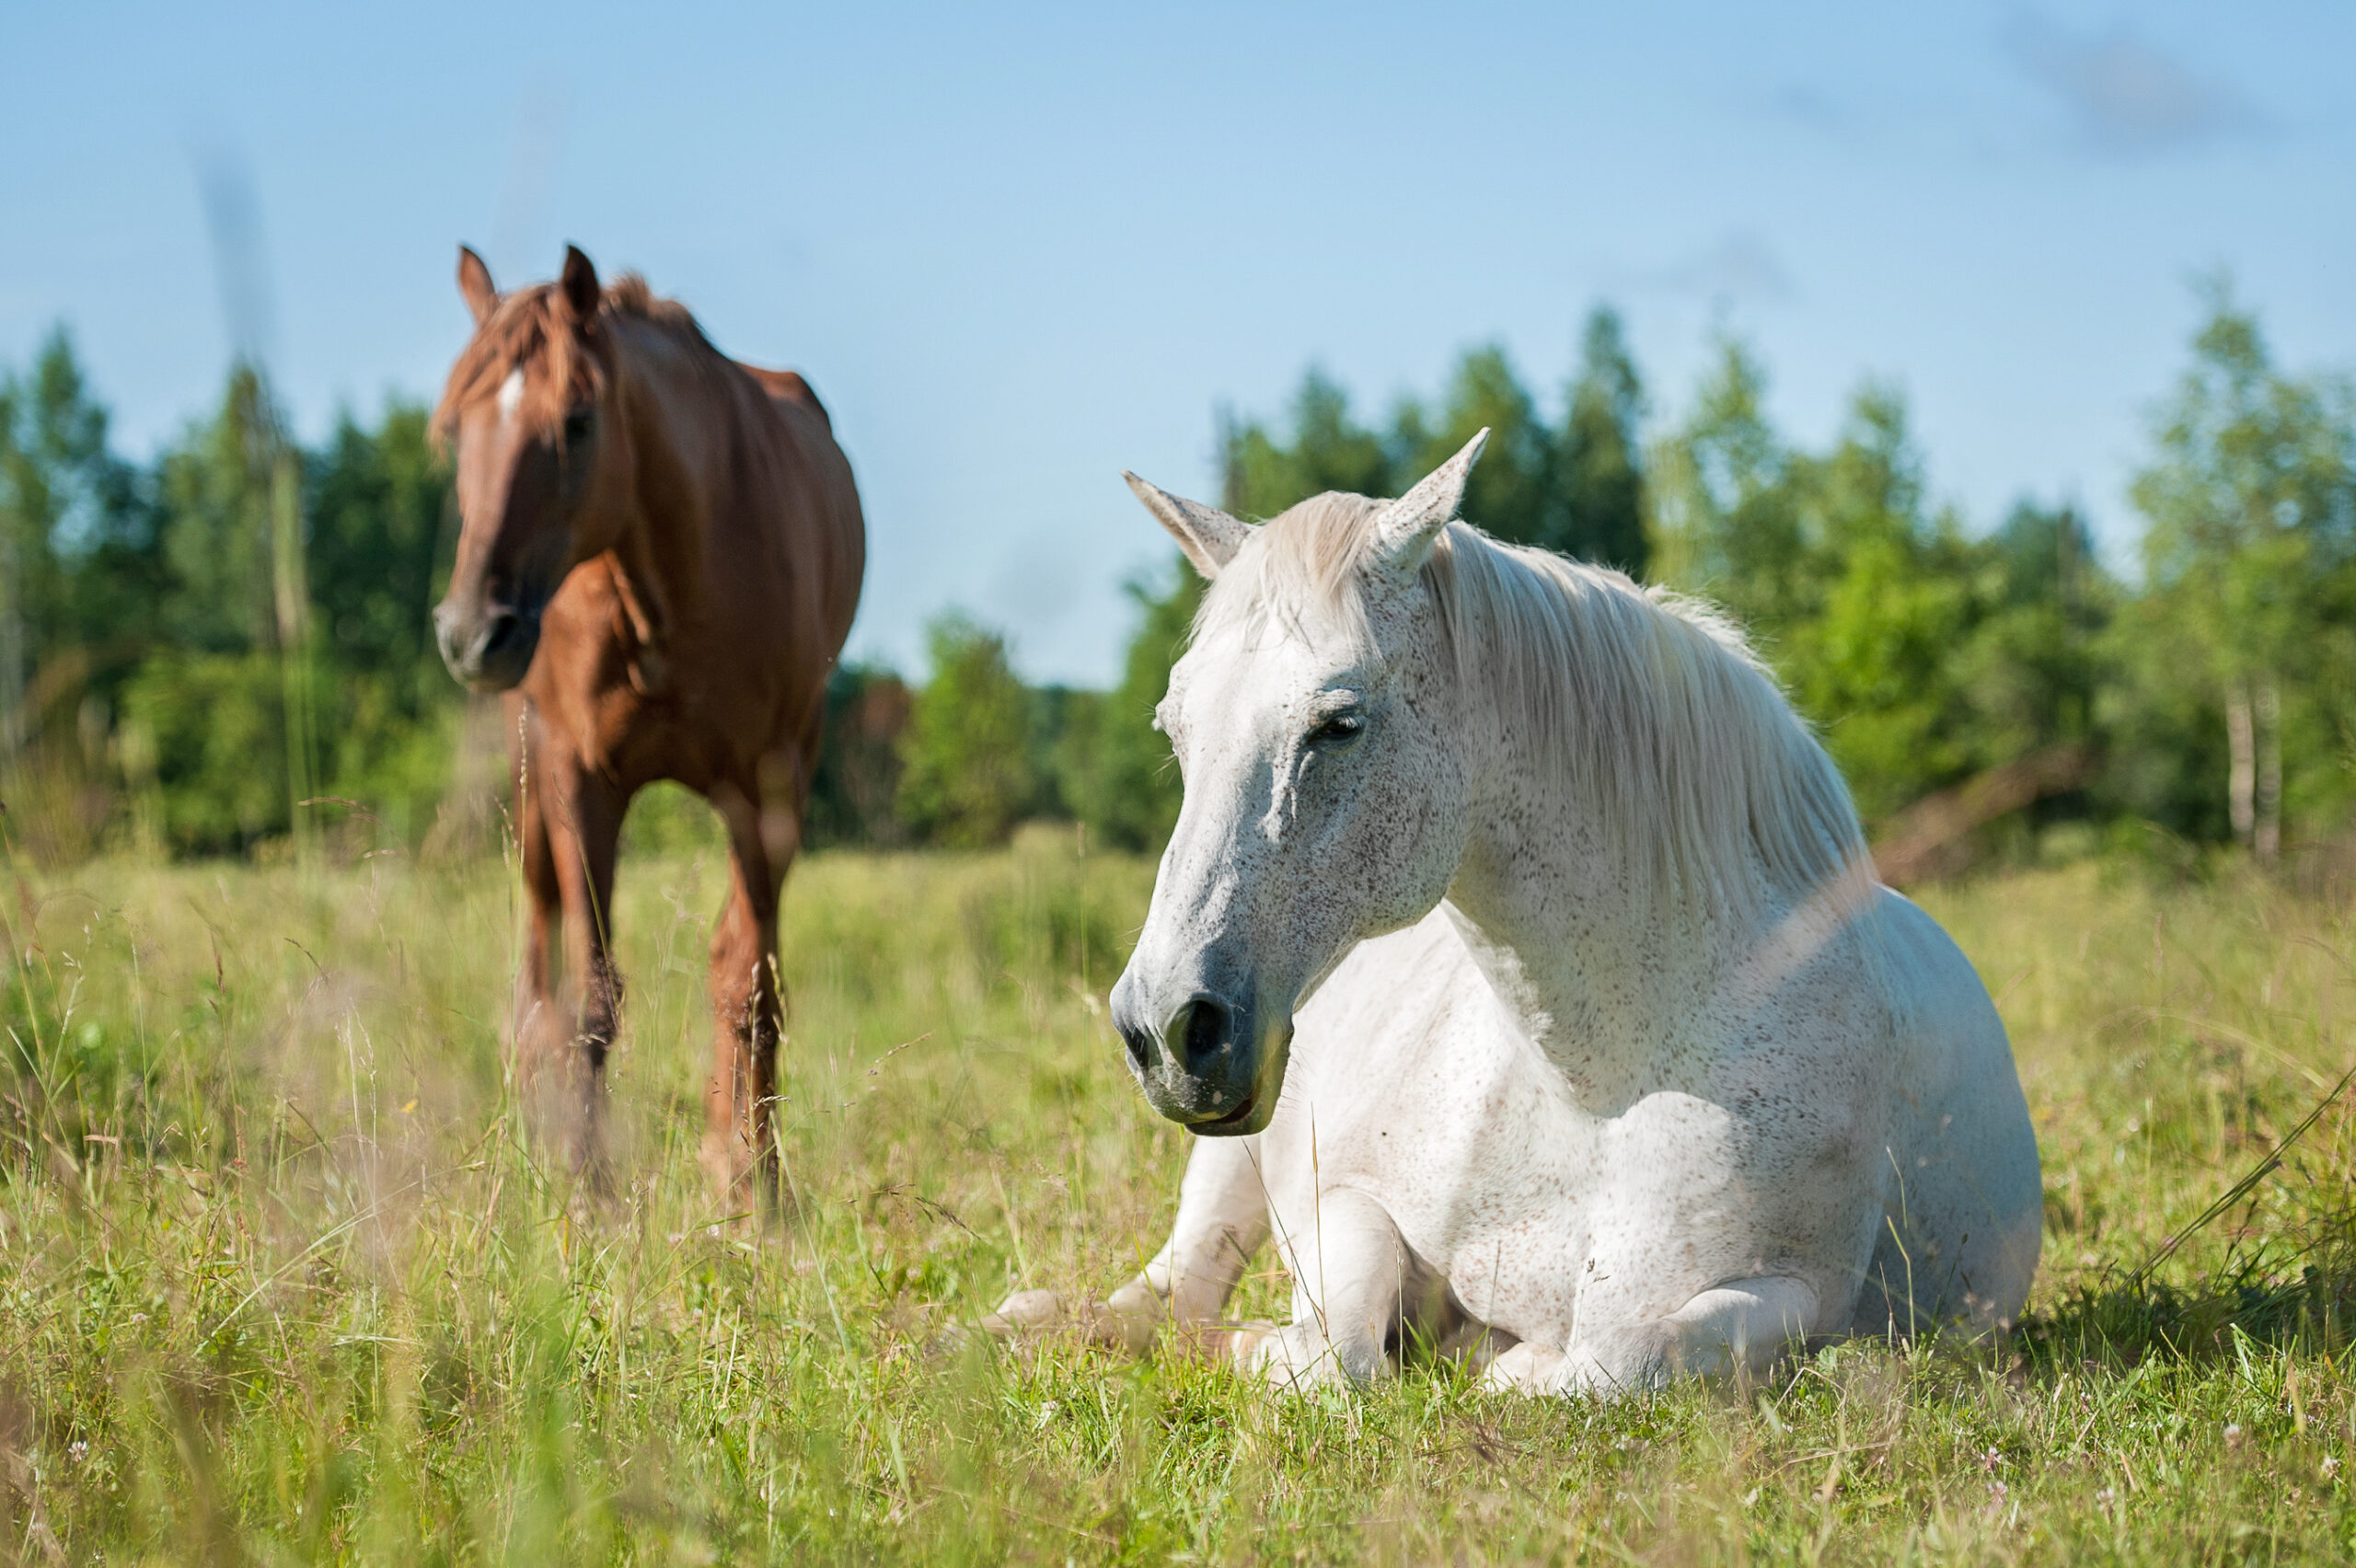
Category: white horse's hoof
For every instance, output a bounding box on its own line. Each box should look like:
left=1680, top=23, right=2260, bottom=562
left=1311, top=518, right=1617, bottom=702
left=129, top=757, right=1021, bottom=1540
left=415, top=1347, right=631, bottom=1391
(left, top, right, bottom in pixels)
left=1248, top=1323, right=1381, bottom=1390
left=1483, top=1341, right=1569, bottom=1393
left=979, top=1288, right=1066, bottom=1339
left=1091, top=1279, right=1166, bottom=1354
left=1212, top=1320, right=1276, bottom=1369
left=1249, top=1324, right=1329, bottom=1389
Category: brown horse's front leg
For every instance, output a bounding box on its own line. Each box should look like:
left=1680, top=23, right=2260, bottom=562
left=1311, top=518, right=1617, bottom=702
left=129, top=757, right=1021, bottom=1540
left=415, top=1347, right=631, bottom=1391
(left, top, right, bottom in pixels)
left=512, top=733, right=569, bottom=1088
left=542, top=762, right=626, bottom=1182
left=704, top=778, right=793, bottom=1211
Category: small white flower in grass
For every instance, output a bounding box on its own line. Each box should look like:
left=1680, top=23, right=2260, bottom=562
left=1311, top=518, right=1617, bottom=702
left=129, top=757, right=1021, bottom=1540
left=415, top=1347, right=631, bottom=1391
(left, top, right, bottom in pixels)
left=2096, top=1486, right=2116, bottom=1505
left=1987, top=1480, right=2008, bottom=1501
left=2324, top=1456, right=2341, bottom=1479
left=66, top=1441, right=87, bottom=1464
left=1979, top=1447, right=2002, bottom=1471
left=2224, top=1424, right=2245, bottom=1449
left=1034, top=1400, right=1059, bottom=1431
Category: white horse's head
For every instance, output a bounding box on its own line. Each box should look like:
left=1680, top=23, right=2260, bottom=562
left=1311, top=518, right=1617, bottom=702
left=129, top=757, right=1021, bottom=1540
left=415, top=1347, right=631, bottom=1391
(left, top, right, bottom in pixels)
left=1109, top=432, right=1490, bottom=1134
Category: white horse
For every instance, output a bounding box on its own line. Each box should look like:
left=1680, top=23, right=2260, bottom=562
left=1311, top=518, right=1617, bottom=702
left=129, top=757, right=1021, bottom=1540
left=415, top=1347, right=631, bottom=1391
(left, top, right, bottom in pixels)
left=995, top=432, right=2041, bottom=1393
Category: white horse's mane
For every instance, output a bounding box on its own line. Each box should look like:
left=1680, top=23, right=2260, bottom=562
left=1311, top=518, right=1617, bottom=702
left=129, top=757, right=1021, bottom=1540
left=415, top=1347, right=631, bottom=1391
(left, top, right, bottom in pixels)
left=1195, top=491, right=1877, bottom=928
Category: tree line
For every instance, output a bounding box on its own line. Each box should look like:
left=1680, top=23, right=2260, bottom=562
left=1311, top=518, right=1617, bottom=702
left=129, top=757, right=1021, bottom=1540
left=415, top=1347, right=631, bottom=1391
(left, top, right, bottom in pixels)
left=4, top=291, right=2351, bottom=873
left=0, top=348, right=449, bottom=859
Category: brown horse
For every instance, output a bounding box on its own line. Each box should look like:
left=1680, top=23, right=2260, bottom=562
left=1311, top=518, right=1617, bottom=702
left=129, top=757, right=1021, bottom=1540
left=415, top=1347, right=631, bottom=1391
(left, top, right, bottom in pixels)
left=433, top=245, right=863, bottom=1199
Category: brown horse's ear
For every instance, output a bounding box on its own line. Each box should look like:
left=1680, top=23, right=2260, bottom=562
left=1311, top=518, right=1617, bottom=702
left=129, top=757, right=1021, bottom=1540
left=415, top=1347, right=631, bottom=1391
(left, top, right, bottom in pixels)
left=457, top=245, right=498, bottom=325
left=559, top=245, right=601, bottom=325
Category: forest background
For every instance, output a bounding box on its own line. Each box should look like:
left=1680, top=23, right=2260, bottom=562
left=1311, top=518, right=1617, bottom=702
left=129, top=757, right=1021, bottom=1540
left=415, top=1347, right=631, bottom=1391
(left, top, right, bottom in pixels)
left=3, top=284, right=2352, bottom=878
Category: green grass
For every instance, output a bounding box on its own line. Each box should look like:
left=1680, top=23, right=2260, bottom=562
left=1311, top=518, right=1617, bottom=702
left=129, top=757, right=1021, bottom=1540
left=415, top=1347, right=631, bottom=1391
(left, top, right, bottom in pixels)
left=6, top=825, right=2356, bottom=1563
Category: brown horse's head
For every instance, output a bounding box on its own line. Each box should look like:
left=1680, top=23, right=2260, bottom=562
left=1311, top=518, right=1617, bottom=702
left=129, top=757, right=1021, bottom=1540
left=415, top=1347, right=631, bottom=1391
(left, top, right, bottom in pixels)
left=432, top=244, right=633, bottom=690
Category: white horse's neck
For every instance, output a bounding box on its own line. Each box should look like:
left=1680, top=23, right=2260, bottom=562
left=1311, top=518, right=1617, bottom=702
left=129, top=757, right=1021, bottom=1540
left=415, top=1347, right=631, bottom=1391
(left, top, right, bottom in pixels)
left=1429, top=582, right=1803, bottom=1112
left=1442, top=761, right=1753, bottom=1110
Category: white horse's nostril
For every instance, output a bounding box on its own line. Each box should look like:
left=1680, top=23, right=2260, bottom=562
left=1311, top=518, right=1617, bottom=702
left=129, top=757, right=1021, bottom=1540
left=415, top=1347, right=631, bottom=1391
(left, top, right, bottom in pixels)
left=1166, top=995, right=1233, bottom=1072
left=1119, top=1019, right=1153, bottom=1075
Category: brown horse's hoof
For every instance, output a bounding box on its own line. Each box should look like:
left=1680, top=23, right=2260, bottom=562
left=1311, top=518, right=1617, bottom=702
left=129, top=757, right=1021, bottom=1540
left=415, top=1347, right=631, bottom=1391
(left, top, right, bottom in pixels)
left=698, top=1134, right=788, bottom=1222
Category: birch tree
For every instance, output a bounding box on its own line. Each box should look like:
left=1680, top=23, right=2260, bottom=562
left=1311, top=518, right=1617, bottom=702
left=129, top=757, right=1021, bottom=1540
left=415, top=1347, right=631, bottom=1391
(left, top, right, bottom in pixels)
left=2132, top=287, right=2356, bottom=860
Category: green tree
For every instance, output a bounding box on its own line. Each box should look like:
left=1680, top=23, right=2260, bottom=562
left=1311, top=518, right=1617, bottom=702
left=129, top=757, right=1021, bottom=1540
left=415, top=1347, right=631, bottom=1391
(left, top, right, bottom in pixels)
left=156, top=365, right=280, bottom=653
left=0, top=357, right=469, bottom=858
left=1774, top=387, right=1979, bottom=818
left=119, top=650, right=288, bottom=852
left=808, top=663, right=913, bottom=847
left=1648, top=337, right=1806, bottom=628
left=309, top=400, right=448, bottom=680
left=1222, top=317, right=1646, bottom=573
left=1652, top=350, right=2110, bottom=828
left=0, top=329, right=150, bottom=760
left=1548, top=306, right=1648, bottom=573
left=305, top=399, right=460, bottom=839
left=118, top=366, right=304, bottom=852
left=0, top=330, right=161, bottom=859
left=1955, top=502, right=2111, bottom=767
left=1061, top=563, right=1203, bottom=851
left=1403, top=344, right=1553, bottom=547
left=2128, top=284, right=2356, bottom=858
left=1221, top=370, right=1395, bottom=519
left=896, top=613, right=1036, bottom=847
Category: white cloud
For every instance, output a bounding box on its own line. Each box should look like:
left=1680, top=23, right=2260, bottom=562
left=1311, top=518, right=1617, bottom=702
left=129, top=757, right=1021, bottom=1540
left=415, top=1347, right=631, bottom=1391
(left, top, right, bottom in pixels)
left=2004, top=16, right=2261, bottom=156
left=1623, top=231, right=1796, bottom=308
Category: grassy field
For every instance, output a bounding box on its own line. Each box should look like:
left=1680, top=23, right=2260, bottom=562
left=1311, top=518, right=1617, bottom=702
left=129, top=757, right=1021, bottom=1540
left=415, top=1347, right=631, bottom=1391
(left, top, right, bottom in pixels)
left=6, top=819, right=2356, bottom=1564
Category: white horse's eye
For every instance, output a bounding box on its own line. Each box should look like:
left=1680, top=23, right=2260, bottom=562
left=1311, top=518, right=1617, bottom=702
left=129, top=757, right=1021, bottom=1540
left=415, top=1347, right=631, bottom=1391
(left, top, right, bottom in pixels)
left=1308, top=712, right=1365, bottom=746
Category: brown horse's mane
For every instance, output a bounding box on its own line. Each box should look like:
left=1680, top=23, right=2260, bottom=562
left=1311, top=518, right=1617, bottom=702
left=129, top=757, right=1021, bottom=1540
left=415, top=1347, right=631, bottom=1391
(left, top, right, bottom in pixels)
left=435, top=273, right=719, bottom=441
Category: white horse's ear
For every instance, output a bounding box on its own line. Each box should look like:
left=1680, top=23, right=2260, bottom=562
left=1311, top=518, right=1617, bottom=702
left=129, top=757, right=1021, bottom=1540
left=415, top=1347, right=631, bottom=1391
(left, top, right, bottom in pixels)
left=1124, top=472, right=1252, bottom=580
left=1369, top=428, right=1488, bottom=590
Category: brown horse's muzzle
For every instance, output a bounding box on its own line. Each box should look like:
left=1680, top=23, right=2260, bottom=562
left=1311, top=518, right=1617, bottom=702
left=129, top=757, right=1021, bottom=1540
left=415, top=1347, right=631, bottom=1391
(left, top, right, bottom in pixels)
left=434, top=598, right=541, bottom=692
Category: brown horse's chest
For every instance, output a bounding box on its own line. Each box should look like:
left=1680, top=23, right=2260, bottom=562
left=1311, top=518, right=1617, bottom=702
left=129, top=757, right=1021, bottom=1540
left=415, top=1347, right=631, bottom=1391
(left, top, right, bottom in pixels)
left=526, top=557, right=787, bottom=794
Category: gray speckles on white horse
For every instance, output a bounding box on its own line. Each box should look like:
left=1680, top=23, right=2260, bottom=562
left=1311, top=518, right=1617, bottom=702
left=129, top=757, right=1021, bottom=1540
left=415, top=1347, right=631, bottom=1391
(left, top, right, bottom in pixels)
left=998, top=432, right=2040, bottom=1395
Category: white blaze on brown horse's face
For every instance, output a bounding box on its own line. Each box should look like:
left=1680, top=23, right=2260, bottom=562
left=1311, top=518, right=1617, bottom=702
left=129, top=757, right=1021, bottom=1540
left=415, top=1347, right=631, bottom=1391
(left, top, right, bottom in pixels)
left=433, top=244, right=628, bottom=691
left=1108, top=433, right=1490, bottom=1135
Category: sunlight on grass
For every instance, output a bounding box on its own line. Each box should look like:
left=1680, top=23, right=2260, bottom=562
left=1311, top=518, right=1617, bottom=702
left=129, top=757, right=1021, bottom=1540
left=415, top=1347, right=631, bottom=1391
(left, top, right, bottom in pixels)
left=5, top=837, right=2356, bottom=1562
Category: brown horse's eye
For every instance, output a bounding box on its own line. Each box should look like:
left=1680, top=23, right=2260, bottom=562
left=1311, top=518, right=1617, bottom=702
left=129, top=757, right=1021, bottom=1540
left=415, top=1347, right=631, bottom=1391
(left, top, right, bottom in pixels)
left=563, top=408, right=595, bottom=445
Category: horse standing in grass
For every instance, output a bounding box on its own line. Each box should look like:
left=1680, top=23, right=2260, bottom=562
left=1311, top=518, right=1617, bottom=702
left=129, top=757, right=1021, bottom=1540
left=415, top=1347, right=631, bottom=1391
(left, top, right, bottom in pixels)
left=433, top=245, right=863, bottom=1199
left=997, top=432, right=2038, bottom=1392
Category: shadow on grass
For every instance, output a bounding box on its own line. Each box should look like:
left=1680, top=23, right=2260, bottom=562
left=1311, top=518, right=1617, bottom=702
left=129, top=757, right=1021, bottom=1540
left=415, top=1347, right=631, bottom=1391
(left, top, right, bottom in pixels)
left=2025, top=1243, right=2356, bottom=1371
left=2018, top=1055, right=2356, bottom=1371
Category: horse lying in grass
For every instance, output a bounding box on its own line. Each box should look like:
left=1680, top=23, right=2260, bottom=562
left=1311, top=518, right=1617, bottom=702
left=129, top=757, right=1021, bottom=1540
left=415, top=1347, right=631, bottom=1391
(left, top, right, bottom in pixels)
left=433, top=245, right=863, bottom=1201
left=994, top=433, right=2039, bottom=1393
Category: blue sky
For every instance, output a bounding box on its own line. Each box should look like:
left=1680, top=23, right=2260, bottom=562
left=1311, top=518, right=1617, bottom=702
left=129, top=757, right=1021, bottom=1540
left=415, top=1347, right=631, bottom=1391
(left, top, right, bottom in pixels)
left=4, top=2, right=2351, bottom=685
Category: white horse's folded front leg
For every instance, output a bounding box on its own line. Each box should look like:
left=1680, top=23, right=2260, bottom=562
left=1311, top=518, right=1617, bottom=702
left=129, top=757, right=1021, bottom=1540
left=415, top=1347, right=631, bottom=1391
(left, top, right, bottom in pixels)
left=1109, top=1134, right=1272, bottom=1335
left=1651, top=1277, right=1819, bottom=1380
left=1491, top=1275, right=1820, bottom=1396
left=991, top=1136, right=1272, bottom=1352
left=1249, top=1186, right=1408, bottom=1391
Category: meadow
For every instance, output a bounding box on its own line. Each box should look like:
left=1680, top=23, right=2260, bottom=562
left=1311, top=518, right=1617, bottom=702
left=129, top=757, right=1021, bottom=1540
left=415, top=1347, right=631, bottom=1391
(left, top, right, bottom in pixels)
left=6, top=812, right=2356, bottom=1564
